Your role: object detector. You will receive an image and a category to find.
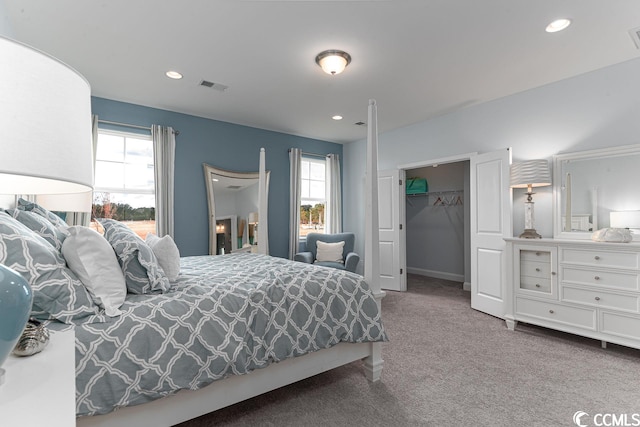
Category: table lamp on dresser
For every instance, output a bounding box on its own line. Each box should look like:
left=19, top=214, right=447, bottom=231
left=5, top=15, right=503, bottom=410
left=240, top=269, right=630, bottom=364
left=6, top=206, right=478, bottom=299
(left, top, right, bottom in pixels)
left=510, top=159, right=552, bottom=239
left=0, top=35, right=93, bottom=384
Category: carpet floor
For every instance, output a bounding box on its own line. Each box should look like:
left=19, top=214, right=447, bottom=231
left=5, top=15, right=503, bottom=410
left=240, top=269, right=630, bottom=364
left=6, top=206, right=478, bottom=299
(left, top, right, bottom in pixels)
left=177, top=274, right=640, bottom=427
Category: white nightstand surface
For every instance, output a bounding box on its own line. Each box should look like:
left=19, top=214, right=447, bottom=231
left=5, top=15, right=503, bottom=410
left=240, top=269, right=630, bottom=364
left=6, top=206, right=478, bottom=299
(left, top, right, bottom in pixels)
left=0, top=329, right=75, bottom=426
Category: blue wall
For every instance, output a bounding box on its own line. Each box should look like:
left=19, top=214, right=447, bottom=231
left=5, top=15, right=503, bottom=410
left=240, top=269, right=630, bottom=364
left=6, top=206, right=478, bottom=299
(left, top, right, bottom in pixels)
left=92, top=97, right=342, bottom=258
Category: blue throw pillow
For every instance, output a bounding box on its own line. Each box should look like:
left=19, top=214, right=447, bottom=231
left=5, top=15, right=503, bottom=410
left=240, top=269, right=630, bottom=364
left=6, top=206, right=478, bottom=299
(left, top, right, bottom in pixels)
left=97, top=218, right=170, bottom=294
left=6, top=208, right=68, bottom=251
left=17, top=198, right=69, bottom=230
left=0, top=211, right=99, bottom=324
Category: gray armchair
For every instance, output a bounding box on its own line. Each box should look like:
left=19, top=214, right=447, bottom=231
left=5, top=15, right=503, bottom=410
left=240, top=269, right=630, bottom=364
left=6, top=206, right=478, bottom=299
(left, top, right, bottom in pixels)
left=294, top=232, right=360, bottom=273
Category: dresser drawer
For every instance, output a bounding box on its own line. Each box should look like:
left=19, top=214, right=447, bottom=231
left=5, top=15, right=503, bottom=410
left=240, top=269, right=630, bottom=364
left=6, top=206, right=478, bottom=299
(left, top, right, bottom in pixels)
left=600, top=311, right=640, bottom=341
left=561, top=286, right=639, bottom=312
left=520, top=250, right=551, bottom=263
left=515, top=297, right=596, bottom=330
left=561, top=248, right=639, bottom=269
left=521, top=260, right=551, bottom=279
left=519, top=276, right=551, bottom=293
left=561, top=267, right=639, bottom=291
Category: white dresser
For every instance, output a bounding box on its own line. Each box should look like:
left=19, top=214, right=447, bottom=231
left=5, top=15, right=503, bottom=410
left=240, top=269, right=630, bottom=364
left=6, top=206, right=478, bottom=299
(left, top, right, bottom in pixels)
left=505, top=238, right=640, bottom=350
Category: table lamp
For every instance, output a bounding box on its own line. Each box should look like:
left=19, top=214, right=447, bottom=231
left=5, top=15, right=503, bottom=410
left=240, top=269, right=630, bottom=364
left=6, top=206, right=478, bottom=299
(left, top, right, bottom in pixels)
left=510, top=159, right=552, bottom=239
left=0, top=36, right=93, bottom=384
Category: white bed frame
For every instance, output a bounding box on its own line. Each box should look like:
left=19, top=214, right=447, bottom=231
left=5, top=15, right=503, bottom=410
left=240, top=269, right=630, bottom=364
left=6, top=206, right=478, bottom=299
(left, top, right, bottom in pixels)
left=77, top=100, right=384, bottom=427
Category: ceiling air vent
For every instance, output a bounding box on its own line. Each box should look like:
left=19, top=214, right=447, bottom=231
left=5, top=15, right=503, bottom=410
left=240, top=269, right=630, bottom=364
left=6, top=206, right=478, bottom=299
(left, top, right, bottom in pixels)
left=629, top=26, right=640, bottom=49
left=199, top=80, right=229, bottom=92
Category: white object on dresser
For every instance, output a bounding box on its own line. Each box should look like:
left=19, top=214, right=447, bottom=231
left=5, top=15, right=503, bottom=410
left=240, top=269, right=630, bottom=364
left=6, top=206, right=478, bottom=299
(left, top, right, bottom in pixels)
left=0, top=329, right=75, bottom=426
left=505, top=238, right=640, bottom=350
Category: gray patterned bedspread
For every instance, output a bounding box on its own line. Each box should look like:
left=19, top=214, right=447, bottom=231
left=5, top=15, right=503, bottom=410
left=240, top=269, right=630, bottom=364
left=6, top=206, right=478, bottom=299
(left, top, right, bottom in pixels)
left=69, top=253, right=386, bottom=417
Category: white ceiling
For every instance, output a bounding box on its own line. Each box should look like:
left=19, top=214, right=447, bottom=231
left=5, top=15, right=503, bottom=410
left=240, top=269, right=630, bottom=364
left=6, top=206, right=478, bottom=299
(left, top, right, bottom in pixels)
left=4, top=1, right=640, bottom=144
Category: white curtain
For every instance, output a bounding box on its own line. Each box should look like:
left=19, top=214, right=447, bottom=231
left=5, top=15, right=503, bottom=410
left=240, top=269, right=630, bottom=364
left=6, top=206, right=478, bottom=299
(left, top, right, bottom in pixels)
left=325, top=153, right=342, bottom=234
left=288, top=148, right=302, bottom=259
left=151, top=125, right=176, bottom=238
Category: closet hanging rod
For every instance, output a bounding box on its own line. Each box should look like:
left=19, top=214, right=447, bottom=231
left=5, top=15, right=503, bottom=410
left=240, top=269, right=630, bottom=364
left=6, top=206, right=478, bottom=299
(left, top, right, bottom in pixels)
left=287, top=149, right=332, bottom=159
left=98, top=119, right=180, bottom=135
left=407, top=189, right=463, bottom=196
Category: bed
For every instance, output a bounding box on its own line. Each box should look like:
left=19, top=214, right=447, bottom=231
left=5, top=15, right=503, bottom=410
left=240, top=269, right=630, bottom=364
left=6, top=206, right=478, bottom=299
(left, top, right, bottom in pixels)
left=0, top=101, right=385, bottom=427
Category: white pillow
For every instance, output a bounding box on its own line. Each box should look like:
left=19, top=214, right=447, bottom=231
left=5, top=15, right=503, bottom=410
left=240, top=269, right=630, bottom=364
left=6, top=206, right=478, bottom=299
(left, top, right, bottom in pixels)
left=315, top=240, right=345, bottom=263
left=62, top=226, right=126, bottom=317
left=146, top=233, right=181, bottom=281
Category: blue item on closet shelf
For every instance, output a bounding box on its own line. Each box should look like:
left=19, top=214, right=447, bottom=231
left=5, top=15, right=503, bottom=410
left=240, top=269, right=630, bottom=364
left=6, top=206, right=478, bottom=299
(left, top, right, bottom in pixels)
left=406, top=177, right=428, bottom=195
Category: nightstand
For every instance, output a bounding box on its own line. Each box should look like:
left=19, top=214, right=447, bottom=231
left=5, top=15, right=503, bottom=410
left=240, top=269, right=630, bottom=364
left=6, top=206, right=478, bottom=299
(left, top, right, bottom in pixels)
left=0, top=329, right=75, bottom=426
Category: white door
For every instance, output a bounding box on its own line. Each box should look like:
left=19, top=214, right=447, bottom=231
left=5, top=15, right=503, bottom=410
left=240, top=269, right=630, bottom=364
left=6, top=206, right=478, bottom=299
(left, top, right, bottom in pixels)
left=378, top=169, right=406, bottom=291
left=470, top=148, right=512, bottom=318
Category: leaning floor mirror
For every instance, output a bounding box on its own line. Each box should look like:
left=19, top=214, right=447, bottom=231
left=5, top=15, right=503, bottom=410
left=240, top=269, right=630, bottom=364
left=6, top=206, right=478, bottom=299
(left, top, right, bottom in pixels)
left=203, top=164, right=270, bottom=255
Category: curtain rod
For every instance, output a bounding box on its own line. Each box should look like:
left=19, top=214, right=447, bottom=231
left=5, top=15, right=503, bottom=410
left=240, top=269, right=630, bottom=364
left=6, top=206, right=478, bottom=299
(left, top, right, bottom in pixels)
left=288, top=149, right=334, bottom=159
left=98, top=119, right=180, bottom=135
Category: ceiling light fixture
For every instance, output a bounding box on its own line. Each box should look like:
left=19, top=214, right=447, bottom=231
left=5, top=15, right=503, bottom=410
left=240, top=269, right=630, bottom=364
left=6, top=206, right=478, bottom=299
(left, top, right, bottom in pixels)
left=545, top=18, right=571, bottom=33
left=315, top=50, right=351, bottom=75
left=165, top=70, right=183, bottom=79
left=332, top=115, right=343, bottom=121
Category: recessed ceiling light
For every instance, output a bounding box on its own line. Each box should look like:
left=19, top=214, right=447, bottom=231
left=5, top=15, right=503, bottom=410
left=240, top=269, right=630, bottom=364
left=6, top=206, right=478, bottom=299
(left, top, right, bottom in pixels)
left=165, top=70, right=183, bottom=79
left=546, top=18, right=571, bottom=33
left=332, top=115, right=343, bottom=121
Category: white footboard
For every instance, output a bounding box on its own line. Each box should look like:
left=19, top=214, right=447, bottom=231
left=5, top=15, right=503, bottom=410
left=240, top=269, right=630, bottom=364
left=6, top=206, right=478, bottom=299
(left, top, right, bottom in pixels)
left=77, top=341, right=380, bottom=427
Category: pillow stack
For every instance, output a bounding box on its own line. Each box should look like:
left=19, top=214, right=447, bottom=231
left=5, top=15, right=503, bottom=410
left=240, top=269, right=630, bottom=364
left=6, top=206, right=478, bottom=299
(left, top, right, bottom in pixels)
left=0, top=199, right=181, bottom=322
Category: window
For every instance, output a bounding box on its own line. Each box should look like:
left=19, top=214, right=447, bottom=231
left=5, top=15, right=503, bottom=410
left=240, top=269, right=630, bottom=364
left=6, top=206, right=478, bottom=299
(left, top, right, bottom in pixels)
left=300, top=157, right=326, bottom=237
left=92, top=129, right=156, bottom=238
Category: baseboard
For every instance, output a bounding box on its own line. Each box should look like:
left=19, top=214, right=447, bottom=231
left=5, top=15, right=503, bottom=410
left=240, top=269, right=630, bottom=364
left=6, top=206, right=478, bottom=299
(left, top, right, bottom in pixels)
left=463, top=281, right=471, bottom=292
left=406, top=267, right=464, bottom=283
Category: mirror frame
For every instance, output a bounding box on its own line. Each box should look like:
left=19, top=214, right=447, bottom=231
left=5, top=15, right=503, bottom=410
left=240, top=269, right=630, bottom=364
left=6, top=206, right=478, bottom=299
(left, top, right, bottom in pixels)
left=553, top=143, right=640, bottom=240
left=203, top=163, right=270, bottom=255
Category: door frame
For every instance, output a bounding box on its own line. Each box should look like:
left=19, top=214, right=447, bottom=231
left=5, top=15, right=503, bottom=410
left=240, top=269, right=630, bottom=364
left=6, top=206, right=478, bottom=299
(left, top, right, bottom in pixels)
left=398, top=152, right=477, bottom=291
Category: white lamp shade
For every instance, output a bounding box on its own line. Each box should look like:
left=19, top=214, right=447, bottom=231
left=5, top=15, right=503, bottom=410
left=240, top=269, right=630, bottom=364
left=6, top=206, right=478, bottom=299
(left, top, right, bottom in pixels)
left=510, top=159, right=552, bottom=188
left=610, top=211, right=640, bottom=229
left=0, top=36, right=93, bottom=195
left=36, top=191, right=93, bottom=213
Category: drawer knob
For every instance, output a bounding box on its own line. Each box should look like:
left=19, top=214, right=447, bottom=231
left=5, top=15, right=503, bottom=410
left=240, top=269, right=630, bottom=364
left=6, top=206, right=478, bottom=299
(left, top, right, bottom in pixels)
left=535, top=284, right=541, bottom=288
left=549, top=310, right=555, bottom=314
left=595, top=256, right=600, bottom=260
left=551, top=272, right=556, bottom=276
left=595, top=296, right=601, bottom=301
left=594, top=276, right=600, bottom=280
left=535, top=252, right=541, bottom=256
left=535, top=268, right=541, bottom=272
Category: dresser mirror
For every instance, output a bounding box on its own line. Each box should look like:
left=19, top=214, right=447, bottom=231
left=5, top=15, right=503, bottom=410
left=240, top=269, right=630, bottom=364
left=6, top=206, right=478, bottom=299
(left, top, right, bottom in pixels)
left=203, top=164, right=270, bottom=255
left=553, top=143, right=640, bottom=240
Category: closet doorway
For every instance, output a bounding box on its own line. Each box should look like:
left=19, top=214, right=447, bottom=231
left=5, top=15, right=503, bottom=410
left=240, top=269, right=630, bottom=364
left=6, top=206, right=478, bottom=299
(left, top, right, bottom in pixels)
left=402, top=157, right=471, bottom=290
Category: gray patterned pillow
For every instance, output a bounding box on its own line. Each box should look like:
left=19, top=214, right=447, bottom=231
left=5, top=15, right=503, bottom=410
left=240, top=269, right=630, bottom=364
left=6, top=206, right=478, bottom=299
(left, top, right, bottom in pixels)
left=6, top=208, right=68, bottom=251
left=97, top=218, right=170, bottom=294
left=17, top=198, right=69, bottom=230
left=0, top=211, right=99, bottom=324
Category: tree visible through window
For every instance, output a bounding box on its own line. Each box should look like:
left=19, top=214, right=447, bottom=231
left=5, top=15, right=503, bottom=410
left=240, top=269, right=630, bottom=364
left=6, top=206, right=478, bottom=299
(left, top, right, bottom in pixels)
left=92, top=129, right=156, bottom=238
left=300, top=157, right=325, bottom=238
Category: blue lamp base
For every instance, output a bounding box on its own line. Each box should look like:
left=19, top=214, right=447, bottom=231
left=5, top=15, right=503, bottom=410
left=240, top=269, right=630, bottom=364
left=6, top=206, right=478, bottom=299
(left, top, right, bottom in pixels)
left=0, top=264, right=33, bottom=382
